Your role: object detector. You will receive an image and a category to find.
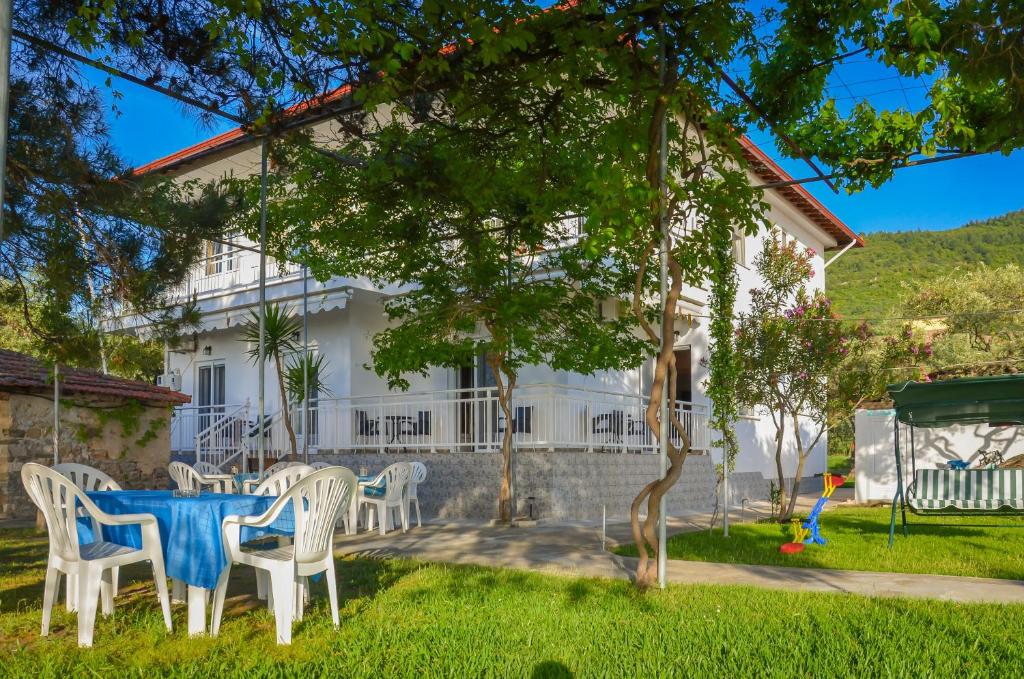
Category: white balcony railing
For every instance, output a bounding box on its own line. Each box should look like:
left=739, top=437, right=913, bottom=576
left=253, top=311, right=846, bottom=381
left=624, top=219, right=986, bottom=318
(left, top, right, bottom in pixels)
left=175, top=252, right=303, bottom=300
left=246, top=383, right=709, bottom=457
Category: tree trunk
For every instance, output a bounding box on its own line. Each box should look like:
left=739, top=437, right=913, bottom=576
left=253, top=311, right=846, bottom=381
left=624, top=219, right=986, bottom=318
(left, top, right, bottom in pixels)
left=488, top=353, right=517, bottom=523
left=274, top=353, right=299, bottom=461
left=630, top=251, right=690, bottom=589
left=773, top=402, right=788, bottom=521
left=781, top=413, right=812, bottom=521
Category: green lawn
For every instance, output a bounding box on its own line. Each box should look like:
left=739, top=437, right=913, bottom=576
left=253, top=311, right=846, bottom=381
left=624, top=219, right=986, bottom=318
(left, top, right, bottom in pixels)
left=828, top=453, right=854, bottom=476
left=2, top=529, right=1024, bottom=676
left=618, top=506, right=1024, bottom=579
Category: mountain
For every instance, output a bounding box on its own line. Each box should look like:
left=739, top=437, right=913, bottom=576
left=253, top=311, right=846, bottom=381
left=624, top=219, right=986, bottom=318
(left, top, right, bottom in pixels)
left=825, top=209, right=1024, bottom=318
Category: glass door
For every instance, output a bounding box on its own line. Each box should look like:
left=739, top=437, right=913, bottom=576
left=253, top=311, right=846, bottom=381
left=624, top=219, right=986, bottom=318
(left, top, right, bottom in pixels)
left=197, top=362, right=226, bottom=432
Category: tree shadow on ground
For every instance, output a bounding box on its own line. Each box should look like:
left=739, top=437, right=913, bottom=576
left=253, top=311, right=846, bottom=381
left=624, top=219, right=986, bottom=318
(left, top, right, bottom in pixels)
left=532, top=660, right=573, bottom=678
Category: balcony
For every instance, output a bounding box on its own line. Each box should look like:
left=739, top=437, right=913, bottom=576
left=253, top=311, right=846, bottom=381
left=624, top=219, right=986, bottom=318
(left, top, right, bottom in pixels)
left=176, top=250, right=302, bottom=301
left=173, top=384, right=710, bottom=468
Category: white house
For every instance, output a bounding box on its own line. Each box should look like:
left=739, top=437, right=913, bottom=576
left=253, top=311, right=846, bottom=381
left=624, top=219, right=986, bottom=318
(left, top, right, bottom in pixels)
left=118, top=100, right=862, bottom=520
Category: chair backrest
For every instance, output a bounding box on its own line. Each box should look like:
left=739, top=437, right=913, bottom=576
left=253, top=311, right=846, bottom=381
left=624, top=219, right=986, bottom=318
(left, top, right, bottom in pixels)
left=407, top=461, right=427, bottom=500
left=168, top=461, right=205, bottom=491
left=194, top=461, right=222, bottom=476
left=52, top=463, right=121, bottom=492
left=375, top=462, right=412, bottom=504
left=355, top=410, right=374, bottom=434
left=22, top=463, right=89, bottom=562
left=275, top=467, right=357, bottom=563
left=310, top=461, right=334, bottom=470
left=263, top=460, right=301, bottom=476
left=253, top=464, right=315, bottom=496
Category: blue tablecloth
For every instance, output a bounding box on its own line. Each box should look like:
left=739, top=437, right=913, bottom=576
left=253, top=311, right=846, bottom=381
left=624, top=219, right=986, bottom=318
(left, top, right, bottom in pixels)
left=83, top=490, right=294, bottom=590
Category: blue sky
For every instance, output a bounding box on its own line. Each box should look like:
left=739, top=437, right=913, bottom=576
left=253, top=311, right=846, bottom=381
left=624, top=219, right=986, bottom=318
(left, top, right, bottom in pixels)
left=100, top=69, right=1024, bottom=237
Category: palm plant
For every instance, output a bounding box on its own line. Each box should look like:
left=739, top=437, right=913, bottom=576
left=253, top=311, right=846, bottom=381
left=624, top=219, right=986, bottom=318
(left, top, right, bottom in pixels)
left=285, top=352, right=333, bottom=453
left=241, top=303, right=301, bottom=459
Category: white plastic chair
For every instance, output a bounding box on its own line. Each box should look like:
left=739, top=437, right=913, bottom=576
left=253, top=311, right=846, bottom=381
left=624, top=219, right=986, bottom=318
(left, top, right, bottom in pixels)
left=211, top=467, right=357, bottom=644
left=194, top=461, right=233, bottom=493
left=52, top=463, right=122, bottom=492
left=358, top=462, right=412, bottom=536
left=51, top=463, right=123, bottom=609
left=407, top=461, right=427, bottom=528
left=241, top=460, right=305, bottom=494
left=22, top=463, right=172, bottom=647
left=168, top=461, right=228, bottom=493
left=251, top=464, right=315, bottom=497
left=307, top=462, right=352, bottom=532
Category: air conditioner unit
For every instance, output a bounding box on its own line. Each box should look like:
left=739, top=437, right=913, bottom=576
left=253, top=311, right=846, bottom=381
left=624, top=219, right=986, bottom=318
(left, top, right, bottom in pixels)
left=157, top=370, right=182, bottom=391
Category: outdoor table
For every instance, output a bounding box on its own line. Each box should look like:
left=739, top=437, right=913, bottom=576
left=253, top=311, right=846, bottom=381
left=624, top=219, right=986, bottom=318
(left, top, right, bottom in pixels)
left=84, top=490, right=294, bottom=636
left=202, top=473, right=235, bottom=494
left=383, top=415, right=415, bottom=445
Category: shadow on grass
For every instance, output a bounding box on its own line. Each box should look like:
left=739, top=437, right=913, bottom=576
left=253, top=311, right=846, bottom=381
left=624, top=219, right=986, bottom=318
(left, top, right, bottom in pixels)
left=532, top=660, right=573, bottom=678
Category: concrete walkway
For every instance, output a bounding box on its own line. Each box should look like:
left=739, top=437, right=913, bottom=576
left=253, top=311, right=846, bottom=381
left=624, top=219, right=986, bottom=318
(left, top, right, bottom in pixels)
left=334, top=516, right=1024, bottom=605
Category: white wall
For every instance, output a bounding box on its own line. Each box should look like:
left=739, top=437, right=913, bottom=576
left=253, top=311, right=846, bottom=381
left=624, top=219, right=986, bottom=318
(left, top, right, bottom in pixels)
left=855, top=408, right=1024, bottom=503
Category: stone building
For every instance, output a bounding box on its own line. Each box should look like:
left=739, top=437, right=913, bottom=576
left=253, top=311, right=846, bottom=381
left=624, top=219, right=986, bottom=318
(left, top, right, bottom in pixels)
left=0, top=349, right=190, bottom=520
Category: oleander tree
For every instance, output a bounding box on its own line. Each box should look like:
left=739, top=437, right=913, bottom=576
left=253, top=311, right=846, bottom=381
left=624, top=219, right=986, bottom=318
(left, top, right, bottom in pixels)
left=734, top=237, right=929, bottom=521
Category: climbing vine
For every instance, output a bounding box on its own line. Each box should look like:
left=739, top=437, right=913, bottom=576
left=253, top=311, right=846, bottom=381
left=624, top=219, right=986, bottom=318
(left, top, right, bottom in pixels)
left=70, top=399, right=169, bottom=454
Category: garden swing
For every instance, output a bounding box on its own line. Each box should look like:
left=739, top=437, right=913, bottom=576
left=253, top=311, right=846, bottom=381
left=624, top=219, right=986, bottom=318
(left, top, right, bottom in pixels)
left=887, top=374, right=1024, bottom=547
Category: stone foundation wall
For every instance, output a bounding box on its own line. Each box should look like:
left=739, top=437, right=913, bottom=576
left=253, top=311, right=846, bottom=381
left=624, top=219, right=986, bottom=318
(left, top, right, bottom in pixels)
left=319, top=450, right=718, bottom=521
left=0, top=392, right=173, bottom=520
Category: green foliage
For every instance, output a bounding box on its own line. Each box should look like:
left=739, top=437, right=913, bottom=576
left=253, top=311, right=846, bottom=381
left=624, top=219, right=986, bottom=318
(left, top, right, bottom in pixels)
left=747, top=2, right=1024, bottom=189
left=904, top=263, right=1024, bottom=376
left=71, top=399, right=168, bottom=453
left=734, top=236, right=925, bottom=517
left=826, top=210, right=1024, bottom=319
left=240, top=303, right=300, bottom=366
left=285, top=353, right=333, bottom=403
left=240, top=303, right=304, bottom=457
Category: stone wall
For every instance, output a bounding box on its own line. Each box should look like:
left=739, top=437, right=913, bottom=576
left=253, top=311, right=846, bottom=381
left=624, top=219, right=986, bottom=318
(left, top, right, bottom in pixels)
left=319, top=450, right=718, bottom=521
left=0, top=392, right=173, bottom=520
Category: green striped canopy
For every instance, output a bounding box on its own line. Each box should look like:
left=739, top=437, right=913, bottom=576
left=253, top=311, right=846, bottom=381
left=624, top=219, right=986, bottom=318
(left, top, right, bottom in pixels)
left=887, top=374, right=1024, bottom=428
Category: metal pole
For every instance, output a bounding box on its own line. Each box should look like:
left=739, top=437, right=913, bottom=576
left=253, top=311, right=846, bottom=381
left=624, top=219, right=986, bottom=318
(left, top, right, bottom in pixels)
left=302, top=261, right=309, bottom=465
left=0, top=0, right=11, bottom=242
left=506, top=224, right=515, bottom=517
left=52, top=364, right=59, bottom=464
left=656, top=21, right=669, bottom=590
left=257, top=138, right=269, bottom=476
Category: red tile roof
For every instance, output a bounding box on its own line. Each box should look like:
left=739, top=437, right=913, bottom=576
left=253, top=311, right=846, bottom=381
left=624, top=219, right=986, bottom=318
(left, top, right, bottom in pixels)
left=738, top=136, right=863, bottom=249
left=0, top=349, right=190, bottom=405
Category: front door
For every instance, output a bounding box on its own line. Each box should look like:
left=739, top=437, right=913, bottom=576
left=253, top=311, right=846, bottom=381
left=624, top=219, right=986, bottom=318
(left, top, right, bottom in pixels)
left=196, top=362, right=226, bottom=432
left=673, top=347, right=692, bottom=405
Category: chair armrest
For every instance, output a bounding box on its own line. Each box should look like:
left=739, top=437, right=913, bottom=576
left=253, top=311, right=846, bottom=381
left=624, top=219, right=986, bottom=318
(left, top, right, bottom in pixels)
left=78, top=494, right=157, bottom=528
left=221, top=495, right=290, bottom=531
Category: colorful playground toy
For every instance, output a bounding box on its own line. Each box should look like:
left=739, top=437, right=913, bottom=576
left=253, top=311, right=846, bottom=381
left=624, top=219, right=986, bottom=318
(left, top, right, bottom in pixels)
left=779, top=473, right=845, bottom=554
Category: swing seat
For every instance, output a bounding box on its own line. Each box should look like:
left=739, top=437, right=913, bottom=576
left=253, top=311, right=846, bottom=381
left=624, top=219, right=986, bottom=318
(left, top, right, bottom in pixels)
left=907, top=469, right=1024, bottom=513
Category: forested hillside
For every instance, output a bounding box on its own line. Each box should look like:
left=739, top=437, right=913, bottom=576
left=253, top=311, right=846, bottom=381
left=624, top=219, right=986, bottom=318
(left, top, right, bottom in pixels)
left=826, top=210, right=1024, bottom=318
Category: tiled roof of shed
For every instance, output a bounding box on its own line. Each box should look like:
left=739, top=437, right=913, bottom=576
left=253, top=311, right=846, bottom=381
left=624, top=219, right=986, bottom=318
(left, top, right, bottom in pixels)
left=0, top=349, right=190, bottom=405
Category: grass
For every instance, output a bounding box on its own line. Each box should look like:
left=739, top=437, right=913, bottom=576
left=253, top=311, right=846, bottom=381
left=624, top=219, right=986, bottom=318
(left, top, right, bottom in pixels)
left=617, top=506, right=1024, bottom=579
left=828, top=453, right=856, bottom=487
left=3, top=528, right=1024, bottom=677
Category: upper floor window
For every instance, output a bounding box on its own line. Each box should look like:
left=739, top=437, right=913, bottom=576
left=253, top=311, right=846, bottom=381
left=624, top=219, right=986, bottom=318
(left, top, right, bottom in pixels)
left=732, top=229, right=747, bottom=267
left=203, top=241, right=236, bottom=276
